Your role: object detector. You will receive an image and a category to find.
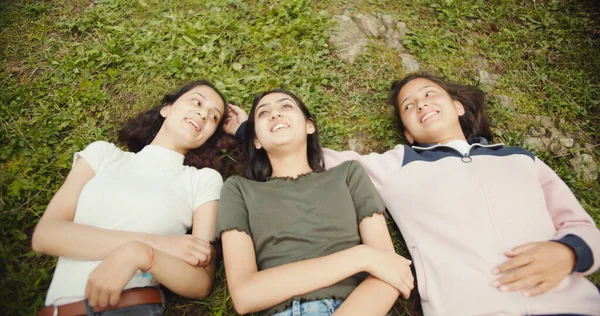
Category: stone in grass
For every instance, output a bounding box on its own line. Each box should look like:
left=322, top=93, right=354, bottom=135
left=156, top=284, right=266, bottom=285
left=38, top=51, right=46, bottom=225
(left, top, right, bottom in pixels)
left=523, top=137, right=545, bottom=152
left=331, top=15, right=370, bottom=63
left=353, top=13, right=384, bottom=37
left=570, top=153, right=598, bottom=182
left=400, top=54, right=420, bottom=74
left=494, top=95, right=513, bottom=109
left=348, top=132, right=371, bottom=154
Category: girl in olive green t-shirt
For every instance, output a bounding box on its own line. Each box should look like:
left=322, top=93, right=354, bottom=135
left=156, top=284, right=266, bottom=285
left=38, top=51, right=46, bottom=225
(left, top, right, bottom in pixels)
left=216, top=89, right=413, bottom=316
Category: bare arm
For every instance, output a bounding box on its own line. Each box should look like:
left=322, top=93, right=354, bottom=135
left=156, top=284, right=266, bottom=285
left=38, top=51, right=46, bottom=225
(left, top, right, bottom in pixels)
left=334, top=214, right=412, bottom=315
left=144, top=200, right=218, bottom=299
left=222, top=230, right=411, bottom=315
left=31, top=157, right=211, bottom=266
left=86, top=201, right=220, bottom=307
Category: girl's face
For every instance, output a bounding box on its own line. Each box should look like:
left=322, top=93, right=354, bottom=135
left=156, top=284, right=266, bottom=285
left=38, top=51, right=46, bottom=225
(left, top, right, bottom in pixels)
left=159, top=85, right=225, bottom=152
left=397, top=78, right=465, bottom=144
left=252, top=92, right=315, bottom=152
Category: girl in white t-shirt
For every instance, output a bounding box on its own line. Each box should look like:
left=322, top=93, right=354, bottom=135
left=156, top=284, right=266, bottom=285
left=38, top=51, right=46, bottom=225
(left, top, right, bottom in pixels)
left=32, top=80, right=235, bottom=316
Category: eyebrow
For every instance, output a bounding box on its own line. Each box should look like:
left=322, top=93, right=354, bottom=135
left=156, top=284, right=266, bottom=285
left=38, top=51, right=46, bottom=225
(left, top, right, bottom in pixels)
left=256, top=98, right=294, bottom=112
left=192, top=93, right=223, bottom=117
left=399, top=85, right=434, bottom=107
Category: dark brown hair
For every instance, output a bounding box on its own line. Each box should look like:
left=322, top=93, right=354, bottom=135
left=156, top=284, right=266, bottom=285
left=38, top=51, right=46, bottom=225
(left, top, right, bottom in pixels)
left=389, top=73, right=493, bottom=142
left=117, top=80, right=243, bottom=178
left=244, top=89, right=324, bottom=182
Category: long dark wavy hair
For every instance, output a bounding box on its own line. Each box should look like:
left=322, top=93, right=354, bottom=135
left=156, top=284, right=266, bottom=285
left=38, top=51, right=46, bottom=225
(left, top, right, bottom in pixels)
left=117, top=80, right=243, bottom=178
left=389, top=73, right=493, bottom=143
left=244, top=89, right=324, bottom=182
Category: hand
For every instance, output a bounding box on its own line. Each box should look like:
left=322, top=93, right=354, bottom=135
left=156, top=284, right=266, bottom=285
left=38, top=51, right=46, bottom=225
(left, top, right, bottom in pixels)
left=365, top=247, right=414, bottom=299
left=150, top=234, right=214, bottom=267
left=223, top=103, right=248, bottom=136
left=492, top=241, right=575, bottom=297
left=85, top=241, right=150, bottom=308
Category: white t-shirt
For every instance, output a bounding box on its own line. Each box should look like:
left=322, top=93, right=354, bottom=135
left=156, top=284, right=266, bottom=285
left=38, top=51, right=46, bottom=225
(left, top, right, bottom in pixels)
left=45, top=141, right=223, bottom=306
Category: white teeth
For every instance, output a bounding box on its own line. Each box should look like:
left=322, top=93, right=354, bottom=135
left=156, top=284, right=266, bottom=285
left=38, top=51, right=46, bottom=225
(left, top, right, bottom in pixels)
left=186, top=119, right=200, bottom=131
left=421, top=112, right=438, bottom=123
left=271, top=123, right=289, bottom=132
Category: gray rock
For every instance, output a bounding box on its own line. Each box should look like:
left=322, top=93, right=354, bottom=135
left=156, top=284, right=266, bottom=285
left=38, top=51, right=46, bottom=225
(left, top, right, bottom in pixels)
left=400, top=53, right=420, bottom=74
left=547, top=139, right=569, bottom=156
left=331, top=15, right=370, bottom=63
left=495, top=95, right=513, bottom=108
left=528, top=126, right=547, bottom=137
left=523, top=137, right=545, bottom=151
left=348, top=138, right=366, bottom=153
left=570, top=153, right=598, bottom=181
left=535, top=116, right=553, bottom=129
left=380, top=14, right=397, bottom=29
left=478, top=68, right=498, bottom=87
left=474, top=55, right=489, bottom=69
left=383, top=31, right=405, bottom=51
left=348, top=132, right=371, bottom=153
left=396, top=22, right=407, bottom=38
left=353, top=13, right=384, bottom=37
left=559, top=138, right=574, bottom=148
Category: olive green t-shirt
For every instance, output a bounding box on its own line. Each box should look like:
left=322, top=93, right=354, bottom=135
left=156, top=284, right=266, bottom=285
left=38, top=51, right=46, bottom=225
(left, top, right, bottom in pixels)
left=216, top=160, right=385, bottom=315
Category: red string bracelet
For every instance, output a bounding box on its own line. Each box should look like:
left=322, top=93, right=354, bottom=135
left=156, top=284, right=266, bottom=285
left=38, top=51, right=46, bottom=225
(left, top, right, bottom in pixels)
left=144, top=245, right=155, bottom=273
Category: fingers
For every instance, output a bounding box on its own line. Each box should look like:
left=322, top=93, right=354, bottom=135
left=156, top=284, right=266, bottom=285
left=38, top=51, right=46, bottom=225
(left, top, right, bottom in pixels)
left=108, top=291, right=121, bottom=306
left=97, top=288, right=110, bottom=308
left=494, top=262, right=537, bottom=286
left=494, top=271, right=540, bottom=292
left=524, top=280, right=555, bottom=297
left=494, top=252, right=533, bottom=275
left=392, top=279, right=412, bottom=299
left=228, top=103, right=242, bottom=113
left=505, top=242, right=537, bottom=257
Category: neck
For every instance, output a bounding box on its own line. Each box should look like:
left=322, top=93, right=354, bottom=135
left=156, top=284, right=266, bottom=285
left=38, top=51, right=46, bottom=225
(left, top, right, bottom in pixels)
left=267, top=147, right=312, bottom=179
left=437, top=134, right=467, bottom=145
left=150, top=130, right=188, bottom=155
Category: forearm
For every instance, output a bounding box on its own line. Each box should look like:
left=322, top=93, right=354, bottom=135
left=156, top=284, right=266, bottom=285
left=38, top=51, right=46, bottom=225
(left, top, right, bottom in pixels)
left=32, top=217, right=156, bottom=260
left=150, top=249, right=215, bottom=299
left=334, top=276, right=399, bottom=316
left=230, top=245, right=368, bottom=314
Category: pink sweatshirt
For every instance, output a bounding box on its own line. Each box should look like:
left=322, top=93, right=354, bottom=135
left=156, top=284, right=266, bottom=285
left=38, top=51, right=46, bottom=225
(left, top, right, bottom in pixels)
left=324, top=140, right=600, bottom=315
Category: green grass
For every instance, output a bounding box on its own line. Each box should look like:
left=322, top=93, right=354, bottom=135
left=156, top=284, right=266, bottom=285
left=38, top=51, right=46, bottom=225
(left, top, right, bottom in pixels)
left=1, top=0, right=599, bottom=315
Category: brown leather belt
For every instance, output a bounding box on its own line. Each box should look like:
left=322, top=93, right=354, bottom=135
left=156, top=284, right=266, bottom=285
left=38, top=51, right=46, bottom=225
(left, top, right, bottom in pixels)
left=38, top=287, right=163, bottom=316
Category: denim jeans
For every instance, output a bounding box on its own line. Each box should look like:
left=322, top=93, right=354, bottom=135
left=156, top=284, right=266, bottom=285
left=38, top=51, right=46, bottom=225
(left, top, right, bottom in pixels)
left=273, top=299, right=344, bottom=316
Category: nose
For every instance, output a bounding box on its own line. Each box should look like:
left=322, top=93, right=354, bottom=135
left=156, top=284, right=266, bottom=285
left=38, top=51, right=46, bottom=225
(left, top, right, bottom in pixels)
left=196, top=109, right=207, bottom=120
left=417, top=100, right=427, bottom=111
left=270, top=110, right=282, bottom=120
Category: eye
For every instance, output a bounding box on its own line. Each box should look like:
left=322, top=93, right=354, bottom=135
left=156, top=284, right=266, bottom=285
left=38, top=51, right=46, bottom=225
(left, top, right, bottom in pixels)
left=192, top=99, right=201, bottom=106
left=257, top=110, right=268, bottom=117
left=282, top=103, right=293, bottom=109
left=425, top=91, right=434, bottom=97
left=209, top=113, right=218, bottom=121
left=405, top=103, right=414, bottom=111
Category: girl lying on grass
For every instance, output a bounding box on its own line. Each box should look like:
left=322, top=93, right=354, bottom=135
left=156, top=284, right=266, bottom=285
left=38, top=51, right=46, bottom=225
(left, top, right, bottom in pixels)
left=217, top=89, right=414, bottom=316
left=226, top=74, right=600, bottom=316
left=32, top=80, right=234, bottom=316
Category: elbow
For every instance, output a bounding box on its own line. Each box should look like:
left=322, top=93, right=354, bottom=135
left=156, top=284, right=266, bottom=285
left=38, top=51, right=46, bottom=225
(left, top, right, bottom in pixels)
left=31, top=223, right=46, bottom=254
left=230, top=289, right=253, bottom=315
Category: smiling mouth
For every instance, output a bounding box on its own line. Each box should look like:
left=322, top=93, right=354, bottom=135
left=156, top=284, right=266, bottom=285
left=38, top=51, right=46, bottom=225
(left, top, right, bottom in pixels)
left=421, top=111, right=439, bottom=123
left=271, top=123, right=289, bottom=132
left=186, top=119, right=200, bottom=131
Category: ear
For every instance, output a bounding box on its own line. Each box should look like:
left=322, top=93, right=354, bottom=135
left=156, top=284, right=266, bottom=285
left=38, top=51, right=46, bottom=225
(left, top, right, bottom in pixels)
left=253, top=137, right=262, bottom=149
left=404, top=130, right=415, bottom=145
left=306, top=120, right=316, bottom=135
left=453, top=100, right=465, bottom=116
left=160, top=104, right=172, bottom=118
